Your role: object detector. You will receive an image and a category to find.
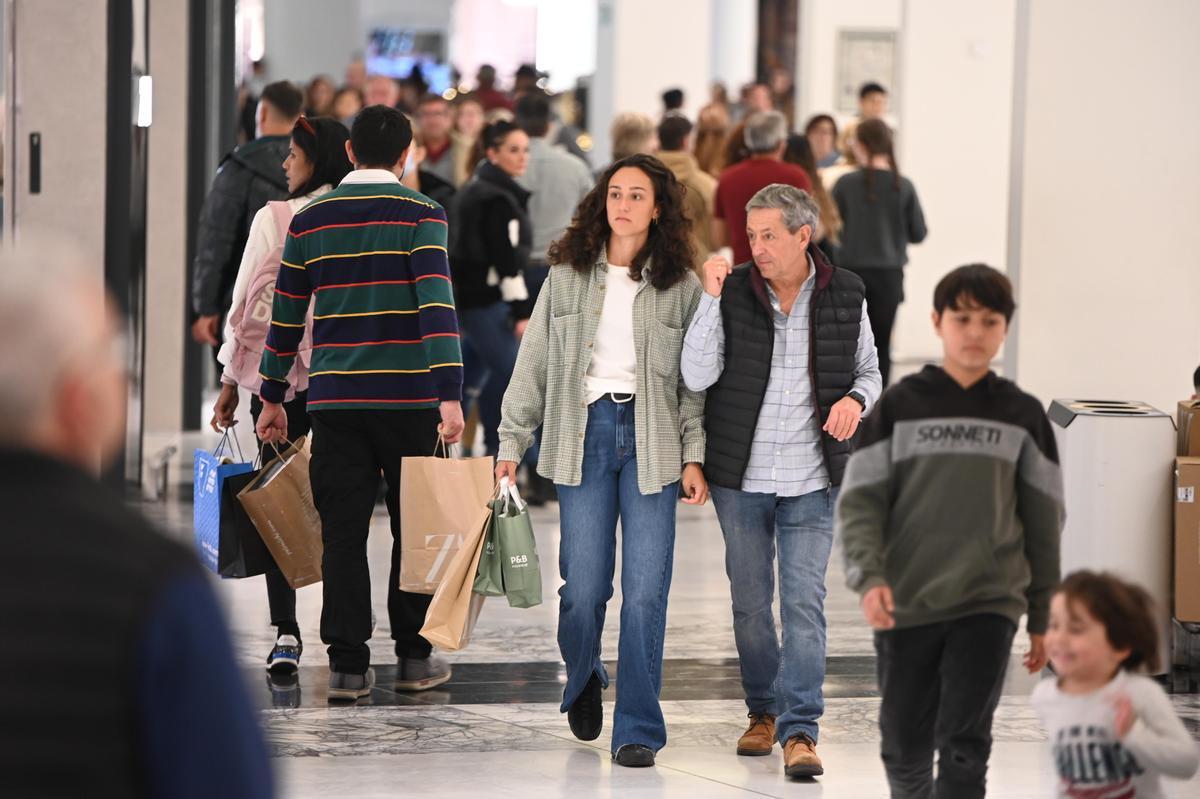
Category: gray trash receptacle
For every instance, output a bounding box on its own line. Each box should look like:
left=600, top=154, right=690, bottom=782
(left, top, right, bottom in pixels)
left=1048, top=400, right=1174, bottom=673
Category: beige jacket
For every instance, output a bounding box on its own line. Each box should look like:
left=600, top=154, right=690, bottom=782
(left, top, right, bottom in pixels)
left=658, top=150, right=718, bottom=273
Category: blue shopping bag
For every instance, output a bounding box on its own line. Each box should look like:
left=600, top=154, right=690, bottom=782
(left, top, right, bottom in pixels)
left=193, top=430, right=254, bottom=575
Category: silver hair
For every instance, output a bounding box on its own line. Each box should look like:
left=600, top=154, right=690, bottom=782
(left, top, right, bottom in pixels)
left=0, top=238, right=106, bottom=443
left=743, top=111, right=787, bottom=154
left=745, top=183, right=821, bottom=234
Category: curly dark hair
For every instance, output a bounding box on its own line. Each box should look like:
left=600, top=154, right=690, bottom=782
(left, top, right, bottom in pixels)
left=547, top=154, right=695, bottom=290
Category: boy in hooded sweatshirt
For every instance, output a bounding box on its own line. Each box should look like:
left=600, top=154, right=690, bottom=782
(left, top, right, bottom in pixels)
left=835, top=263, right=1065, bottom=799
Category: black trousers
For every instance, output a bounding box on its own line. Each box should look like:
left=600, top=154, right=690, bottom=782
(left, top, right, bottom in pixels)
left=851, top=267, right=905, bottom=387
left=308, top=409, right=441, bottom=674
left=875, top=614, right=1016, bottom=799
left=249, top=392, right=310, bottom=639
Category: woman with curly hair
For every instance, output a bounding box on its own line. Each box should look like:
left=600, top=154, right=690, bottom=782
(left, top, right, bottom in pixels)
left=496, top=154, right=709, bottom=768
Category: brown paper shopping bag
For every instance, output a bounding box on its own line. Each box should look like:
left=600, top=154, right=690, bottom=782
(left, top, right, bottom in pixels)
left=399, top=438, right=494, bottom=594
left=419, top=505, right=491, bottom=652
left=236, top=438, right=323, bottom=589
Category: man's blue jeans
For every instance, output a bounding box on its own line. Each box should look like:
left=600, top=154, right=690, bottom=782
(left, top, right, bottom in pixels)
left=556, top=399, right=679, bottom=753
left=710, top=484, right=838, bottom=744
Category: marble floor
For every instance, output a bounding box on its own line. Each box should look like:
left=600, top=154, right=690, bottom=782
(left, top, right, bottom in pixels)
left=148, top=487, right=1200, bottom=798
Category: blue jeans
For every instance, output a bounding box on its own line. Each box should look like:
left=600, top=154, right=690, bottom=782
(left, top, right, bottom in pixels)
left=459, top=302, right=537, bottom=464
left=556, top=399, right=679, bottom=753
left=710, top=484, right=838, bottom=744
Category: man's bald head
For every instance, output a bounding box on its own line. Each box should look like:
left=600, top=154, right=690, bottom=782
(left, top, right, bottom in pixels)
left=0, top=240, right=126, bottom=470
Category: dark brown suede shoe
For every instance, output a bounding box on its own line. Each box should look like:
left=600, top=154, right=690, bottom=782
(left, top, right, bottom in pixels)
left=783, top=733, right=824, bottom=778
left=736, top=712, right=777, bottom=756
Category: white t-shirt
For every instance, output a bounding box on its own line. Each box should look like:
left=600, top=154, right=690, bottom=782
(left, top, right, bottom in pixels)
left=1031, top=670, right=1200, bottom=798
left=584, top=264, right=640, bottom=404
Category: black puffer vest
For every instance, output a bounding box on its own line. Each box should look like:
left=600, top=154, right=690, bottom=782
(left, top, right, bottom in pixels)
left=703, top=248, right=866, bottom=489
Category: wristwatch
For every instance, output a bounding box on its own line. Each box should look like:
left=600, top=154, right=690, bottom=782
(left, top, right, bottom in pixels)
left=846, top=390, right=867, bottom=410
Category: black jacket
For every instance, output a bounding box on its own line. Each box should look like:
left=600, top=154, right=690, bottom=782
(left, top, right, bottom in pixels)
left=703, top=247, right=867, bottom=489
left=449, top=161, right=533, bottom=315
left=191, top=135, right=290, bottom=317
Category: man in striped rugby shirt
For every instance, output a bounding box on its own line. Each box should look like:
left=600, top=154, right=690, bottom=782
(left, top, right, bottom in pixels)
left=257, top=105, right=465, bottom=702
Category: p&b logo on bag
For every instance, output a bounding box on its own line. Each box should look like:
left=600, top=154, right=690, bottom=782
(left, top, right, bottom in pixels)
left=509, top=554, right=529, bottom=568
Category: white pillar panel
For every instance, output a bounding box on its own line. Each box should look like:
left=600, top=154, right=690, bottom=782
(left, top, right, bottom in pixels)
left=892, top=0, right=1016, bottom=365
left=144, top=0, right=189, bottom=434
left=710, top=0, right=756, bottom=95
left=590, top=0, right=714, bottom=168
left=8, top=0, right=107, bottom=279
left=1013, top=0, right=1200, bottom=413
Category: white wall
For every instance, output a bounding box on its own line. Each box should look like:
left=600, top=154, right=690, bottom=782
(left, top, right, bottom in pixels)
left=590, top=0, right=713, bottom=166
left=711, top=0, right=757, bottom=92
left=894, top=0, right=1016, bottom=364
left=450, top=0, right=537, bottom=92
left=796, top=0, right=902, bottom=129
left=144, top=0, right=190, bottom=433
left=263, top=0, right=364, bottom=85
left=1013, top=0, right=1200, bottom=413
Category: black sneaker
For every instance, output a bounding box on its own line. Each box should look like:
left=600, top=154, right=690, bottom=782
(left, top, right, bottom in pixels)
left=395, top=652, right=452, bottom=691
left=266, top=635, right=302, bottom=674
left=328, top=667, right=375, bottom=702
left=567, top=673, right=603, bottom=741
left=613, top=744, right=655, bottom=768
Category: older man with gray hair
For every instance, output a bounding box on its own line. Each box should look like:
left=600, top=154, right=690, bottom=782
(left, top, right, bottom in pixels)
left=712, top=110, right=812, bottom=266
left=682, top=184, right=881, bottom=779
left=0, top=242, right=273, bottom=796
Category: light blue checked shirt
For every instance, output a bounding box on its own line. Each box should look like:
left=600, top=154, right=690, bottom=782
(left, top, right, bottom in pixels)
left=682, top=257, right=882, bottom=497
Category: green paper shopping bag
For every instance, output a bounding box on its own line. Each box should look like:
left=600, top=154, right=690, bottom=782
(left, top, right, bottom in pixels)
left=493, top=478, right=542, bottom=609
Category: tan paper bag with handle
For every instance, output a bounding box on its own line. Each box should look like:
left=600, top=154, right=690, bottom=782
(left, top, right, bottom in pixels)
left=399, top=438, right=495, bottom=594
left=236, top=437, right=323, bottom=589
left=419, top=505, right=490, bottom=652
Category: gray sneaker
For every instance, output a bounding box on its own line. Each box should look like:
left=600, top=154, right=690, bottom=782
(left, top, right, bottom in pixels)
left=395, top=652, right=452, bottom=691
left=328, top=667, right=375, bottom=702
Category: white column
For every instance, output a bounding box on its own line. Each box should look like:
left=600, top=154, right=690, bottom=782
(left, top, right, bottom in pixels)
left=589, top=0, right=714, bottom=168
left=1012, top=0, right=1200, bottom=413
left=710, top=0, right=757, bottom=95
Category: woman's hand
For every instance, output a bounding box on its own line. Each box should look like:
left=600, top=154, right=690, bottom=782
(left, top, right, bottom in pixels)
left=495, top=460, right=518, bottom=486
left=210, top=383, right=239, bottom=432
left=680, top=463, right=709, bottom=505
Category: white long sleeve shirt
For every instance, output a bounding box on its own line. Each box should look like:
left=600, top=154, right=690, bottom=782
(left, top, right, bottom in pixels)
left=1032, top=671, right=1200, bottom=798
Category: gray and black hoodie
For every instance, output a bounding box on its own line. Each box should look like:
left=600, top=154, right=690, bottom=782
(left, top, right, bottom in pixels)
left=836, top=365, right=1064, bottom=633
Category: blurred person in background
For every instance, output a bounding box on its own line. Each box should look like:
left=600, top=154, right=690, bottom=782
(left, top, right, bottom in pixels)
left=515, top=92, right=593, bottom=306
left=656, top=114, right=717, bottom=273
left=859, top=82, right=889, bottom=120
left=449, top=121, right=534, bottom=470
left=416, top=93, right=471, bottom=188
left=454, top=93, right=487, bottom=156
left=743, top=83, right=774, bottom=115
left=832, top=118, right=927, bottom=387
left=713, top=111, right=811, bottom=265
left=0, top=242, right=273, bottom=798
left=305, top=75, right=336, bottom=117
left=694, top=102, right=731, bottom=178
left=804, top=114, right=840, bottom=169
left=513, top=63, right=543, bottom=101
left=662, top=87, right=685, bottom=117
left=473, top=64, right=514, bottom=112
left=332, top=86, right=364, bottom=126
left=720, top=120, right=751, bottom=178
left=344, top=58, right=367, bottom=92
left=769, top=67, right=795, bottom=127
left=782, top=133, right=841, bottom=263
left=212, top=116, right=353, bottom=679
left=611, top=111, right=657, bottom=162
left=192, top=81, right=302, bottom=365
left=364, top=74, right=402, bottom=110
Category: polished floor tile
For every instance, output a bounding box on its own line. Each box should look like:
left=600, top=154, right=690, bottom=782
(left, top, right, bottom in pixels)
left=142, top=487, right=1200, bottom=797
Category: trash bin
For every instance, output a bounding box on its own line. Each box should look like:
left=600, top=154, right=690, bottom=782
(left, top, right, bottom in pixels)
left=1048, top=399, right=1174, bottom=672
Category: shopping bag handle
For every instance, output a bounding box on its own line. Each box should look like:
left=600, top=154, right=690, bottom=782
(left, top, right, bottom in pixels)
left=432, top=433, right=461, bottom=459
left=212, top=425, right=246, bottom=462
left=497, top=476, right=526, bottom=514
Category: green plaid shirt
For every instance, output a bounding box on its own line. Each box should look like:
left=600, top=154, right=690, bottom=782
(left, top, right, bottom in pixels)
left=498, top=255, right=706, bottom=495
